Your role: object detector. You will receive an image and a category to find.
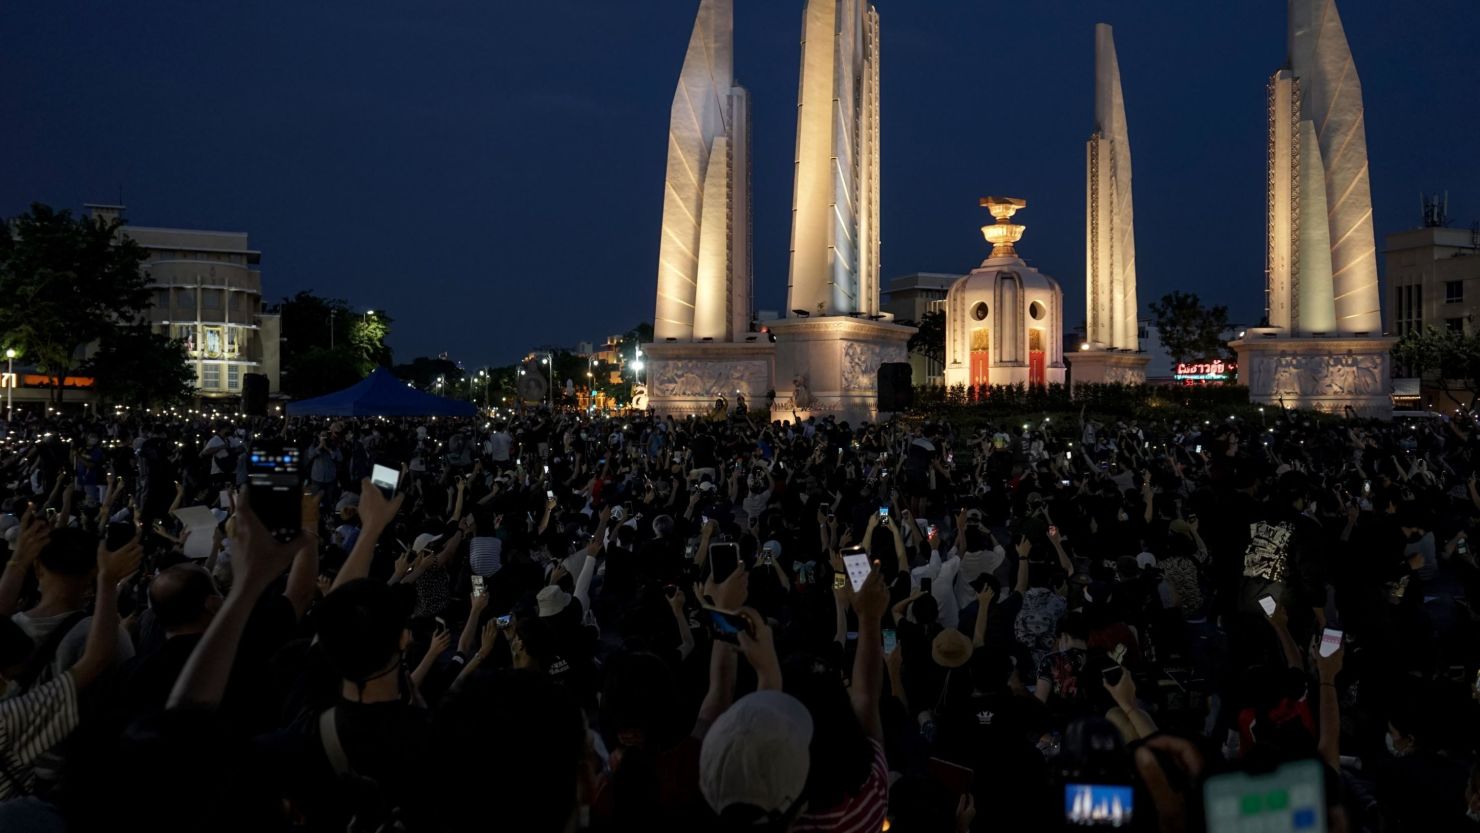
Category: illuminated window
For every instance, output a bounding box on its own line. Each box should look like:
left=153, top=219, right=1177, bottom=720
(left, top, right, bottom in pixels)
left=971, top=302, right=989, bottom=321
left=201, top=363, right=222, bottom=390
left=227, top=364, right=241, bottom=390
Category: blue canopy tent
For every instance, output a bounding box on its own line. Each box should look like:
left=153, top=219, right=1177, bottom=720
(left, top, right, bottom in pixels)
left=286, top=368, right=477, bottom=418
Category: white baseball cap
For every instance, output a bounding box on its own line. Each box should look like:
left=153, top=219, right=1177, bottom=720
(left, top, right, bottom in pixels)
left=700, top=691, right=813, bottom=823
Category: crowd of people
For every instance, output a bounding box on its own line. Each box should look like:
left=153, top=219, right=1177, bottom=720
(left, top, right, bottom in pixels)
left=0, top=399, right=1478, bottom=832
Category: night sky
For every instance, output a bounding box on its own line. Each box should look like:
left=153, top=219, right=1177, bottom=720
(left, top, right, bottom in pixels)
left=4, top=1, right=1477, bottom=368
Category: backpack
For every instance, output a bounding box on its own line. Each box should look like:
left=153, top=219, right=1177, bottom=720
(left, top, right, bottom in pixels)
left=318, top=709, right=407, bottom=833
left=15, top=611, right=88, bottom=691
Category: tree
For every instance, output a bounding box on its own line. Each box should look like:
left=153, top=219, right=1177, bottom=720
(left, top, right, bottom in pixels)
left=0, top=203, right=151, bottom=402
left=394, top=356, right=466, bottom=393
left=1148, top=291, right=1233, bottom=365
left=284, top=347, right=364, bottom=399
left=1393, top=325, right=1480, bottom=407
left=84, top=326, right=195, bottom=408
left=274, top=291, right=393, bottom=397
left=906, top=310, right=946, bottom=370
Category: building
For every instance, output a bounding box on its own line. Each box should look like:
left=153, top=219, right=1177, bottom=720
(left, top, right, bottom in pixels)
left=87, top=205, right=281, bottom=399
left=882, top=273, right=958, bottom=384
left=944, top=198, right=1067, bottom=390
left=1386, top=224, right=1480, bottom=337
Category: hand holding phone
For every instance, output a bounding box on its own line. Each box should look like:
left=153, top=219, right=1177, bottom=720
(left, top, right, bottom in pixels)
left=1319, top=627, right=1343, bottom=658
left=702, top=606, right=751, bottom=643
left=371, top=463, right=400, bottom=499
left=841, top=550, right=872, bottom=592
left=1257, top=595, right=1277, bottom=617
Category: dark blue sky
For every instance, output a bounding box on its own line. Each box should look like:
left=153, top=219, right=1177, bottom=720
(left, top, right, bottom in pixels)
left=4, top=1, right=1476, bottom=367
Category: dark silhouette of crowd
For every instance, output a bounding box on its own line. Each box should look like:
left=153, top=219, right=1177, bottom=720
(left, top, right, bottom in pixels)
left=0, top=402, right=1478, bottom=832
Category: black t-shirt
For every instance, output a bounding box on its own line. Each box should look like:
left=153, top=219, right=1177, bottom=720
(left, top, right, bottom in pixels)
left=260, top=698, right=433, bottom=832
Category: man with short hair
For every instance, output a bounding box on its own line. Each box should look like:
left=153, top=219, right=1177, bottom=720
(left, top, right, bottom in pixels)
left=10, top=528, right=135, bottom=686
left=115, top=564, right=222, bottom=715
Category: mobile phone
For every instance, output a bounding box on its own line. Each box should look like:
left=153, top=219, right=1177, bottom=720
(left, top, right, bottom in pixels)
left=1102, top=664, right=1125, bottom=688
left=496, top=614, right=513, bottom=628
left=1049, top=525, right=1059, bottom=539
left=1319, top=627, right=1343, bottom=658
left=105, top=521, right=136, bottom=552
left=1203, top=759, right=1324, bottom=833
left=1065, top=451, right=1073, bottom=461
left=879, top=505, right=889, bottom=519
left=248, top=444, right=302, bottom=542
left=546, top=489, right=555, bottom=500
left=1257, top=595, right=1277, bottom=617
left=471, top=575, right=486, bottom=597
left=371, top=463, right=400, bottom=499
left=1458, top=536, right=1470, bottom=557
left=709, top=542, right=741, bottom=583
left=702, top=606, right=750, bottom=643
left=543, top=464, right=549, bottom=474
left=1061, top=479, right=1072, bottom=487
left=833, top=572, right=848, bottom=590
left=1065, top=783, right=1133, bottom=827
left=920, top=576, right=933, bottom=594
left=882, top=628, right=897, bottom=655
left=1362, top=480, right=1371, bottom=494
left=1196, top=444, right=1203, bottom=454
left=841, top=548, right=872, bottom=592
left=928, top=757, right=974, bottom=798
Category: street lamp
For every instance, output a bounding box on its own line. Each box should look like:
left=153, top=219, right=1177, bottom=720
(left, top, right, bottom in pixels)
left=4, top=348, right=14, bottom=425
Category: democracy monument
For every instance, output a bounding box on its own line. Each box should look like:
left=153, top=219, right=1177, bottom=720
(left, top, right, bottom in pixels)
left=644, top=0, right=909, bottom=422
left=1231, top=0, right=1394, bottom=416
left=643, top=0, right=1395, bottom=421
left=1067, top=24, right=1150, bottom=387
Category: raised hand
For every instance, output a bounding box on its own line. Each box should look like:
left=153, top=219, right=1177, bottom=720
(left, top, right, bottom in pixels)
left=233, top=488, right=312, bottom=593
left=470, top=587, right=491, bottom=616
left=427, top=626, right=452, bottom=658
left=13, top=508, right=51, bottom=569
left=853, top=562, right=889, bottom=625
left=478, top=619, right=500, bottom=658
left=706, top=563, right=749, bottom=611
left=356, top=478, right=405, bottom=533
left=97, top=530, right=143, bottom=585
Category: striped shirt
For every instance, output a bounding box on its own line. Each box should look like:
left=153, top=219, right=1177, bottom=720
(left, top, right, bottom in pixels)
left=0, top=673, right=79, bottom=800
left=793, top=739, right=889, bottom=833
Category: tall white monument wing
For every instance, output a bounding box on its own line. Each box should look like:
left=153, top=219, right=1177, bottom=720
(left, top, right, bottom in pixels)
left=655, top=0, right=737, bottom=341
left=1288, top=0, right=1380, bottom=333
left=788, top=0, right=881, bottom=318
left=1085, top=23, right=1138, bottom=351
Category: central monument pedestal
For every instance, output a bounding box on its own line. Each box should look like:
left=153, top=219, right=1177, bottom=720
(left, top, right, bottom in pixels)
left=643, top=341, right=776, bottom=417
left=770, top=317, right=914, bottom=424
left=1230, top=330, right=1395, bottom=418
left=1068, top=349, right=1150, bottom=388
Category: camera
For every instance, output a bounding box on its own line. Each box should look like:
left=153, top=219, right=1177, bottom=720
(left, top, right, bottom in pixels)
left=1057, top=717, right=1137, bottom=829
